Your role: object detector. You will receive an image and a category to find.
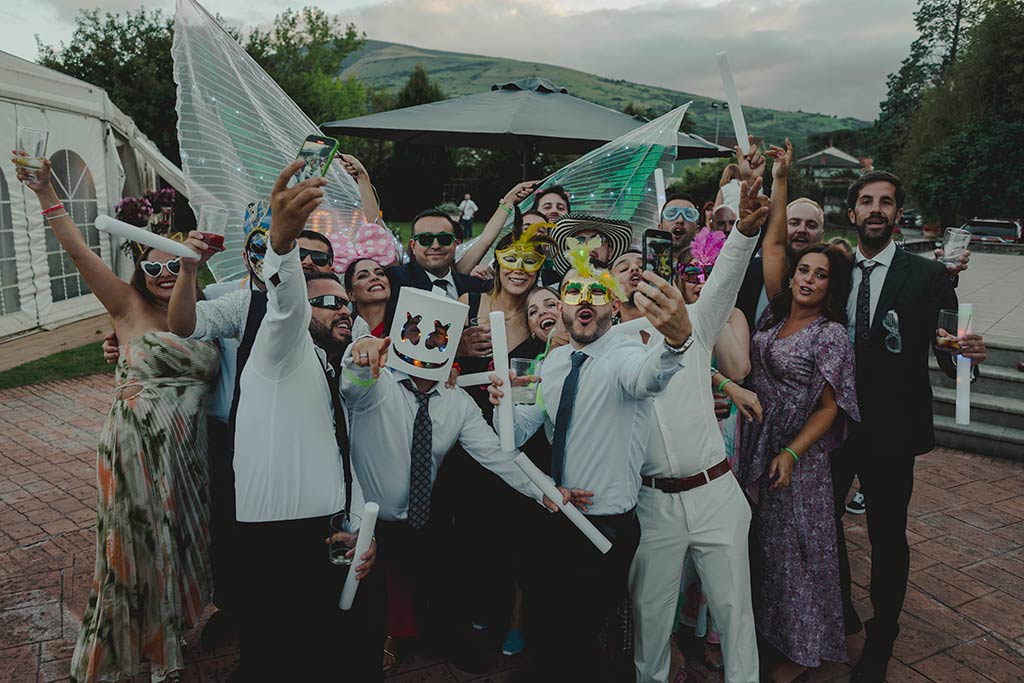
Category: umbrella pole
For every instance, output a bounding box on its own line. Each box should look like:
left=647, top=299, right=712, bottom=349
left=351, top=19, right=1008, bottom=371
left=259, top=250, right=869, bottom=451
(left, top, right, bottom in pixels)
left=521, top=146, right=529, bottom=181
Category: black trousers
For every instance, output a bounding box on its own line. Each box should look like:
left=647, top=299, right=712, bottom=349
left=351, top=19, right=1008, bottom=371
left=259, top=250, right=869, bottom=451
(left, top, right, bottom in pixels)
left=235, top=513, right=387, bottom=683
left=832, top=437, right=916, bottom=651
left=207, top=418, right=237, bottom=612
left=524, top=508, right=640, bottom=683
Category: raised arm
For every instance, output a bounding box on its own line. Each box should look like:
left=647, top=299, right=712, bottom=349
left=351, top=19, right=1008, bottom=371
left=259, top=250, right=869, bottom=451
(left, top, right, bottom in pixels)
left=455, top=180, right=539, bottom=274
left=14, top=152, right=134, bottom=319
left=339, top=154, right=381, bottom=226
left=762, top=139, right=793, bottom=301
left=713, top=308, right=751, bottom=381
left=689, top=221, right=761, bottom=348
left=169, top=230, right=218, bottom=337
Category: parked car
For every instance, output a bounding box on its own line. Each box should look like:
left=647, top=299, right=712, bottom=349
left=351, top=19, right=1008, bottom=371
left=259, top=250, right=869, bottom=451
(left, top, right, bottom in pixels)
left=959, top=219, right=1023, bottom=244
left=899, top=209, right=922, bottom=231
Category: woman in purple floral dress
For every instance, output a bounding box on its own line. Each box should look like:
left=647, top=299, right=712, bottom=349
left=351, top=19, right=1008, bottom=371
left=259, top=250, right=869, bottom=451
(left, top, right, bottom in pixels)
left=738, top=141, right=860, bottom=682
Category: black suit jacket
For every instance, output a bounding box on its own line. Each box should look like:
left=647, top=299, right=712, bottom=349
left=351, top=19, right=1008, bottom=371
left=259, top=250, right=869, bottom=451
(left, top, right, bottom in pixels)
left=383, top=261, right=489, bottom=329
left=851, top=248, right=957, bottom=458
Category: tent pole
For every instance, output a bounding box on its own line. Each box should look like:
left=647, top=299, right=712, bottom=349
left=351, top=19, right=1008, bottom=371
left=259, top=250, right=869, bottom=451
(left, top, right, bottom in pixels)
left=521, top=145, right=529, bottom=181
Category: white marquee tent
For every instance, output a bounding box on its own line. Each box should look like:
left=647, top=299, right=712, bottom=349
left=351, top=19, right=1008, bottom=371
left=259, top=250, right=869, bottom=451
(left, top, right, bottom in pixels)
left=0, top=50, right=185, bottom=339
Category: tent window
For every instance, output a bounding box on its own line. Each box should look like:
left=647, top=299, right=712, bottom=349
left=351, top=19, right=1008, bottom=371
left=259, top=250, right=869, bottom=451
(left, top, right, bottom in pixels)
left=46, top=150, right=99, bottom=302
left=0, top=168, right=19, bottom=316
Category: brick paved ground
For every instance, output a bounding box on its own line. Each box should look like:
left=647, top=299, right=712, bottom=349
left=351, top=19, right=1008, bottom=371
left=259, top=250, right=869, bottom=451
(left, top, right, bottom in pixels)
left=2, top=375, right=1023, bottom=682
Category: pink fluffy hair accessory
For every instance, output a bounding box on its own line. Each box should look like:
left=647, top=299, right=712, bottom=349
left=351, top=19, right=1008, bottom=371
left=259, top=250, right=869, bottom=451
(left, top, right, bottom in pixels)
left=688, top=227, right=726, bottom=266
left=329, top=223, right=400, bottom=274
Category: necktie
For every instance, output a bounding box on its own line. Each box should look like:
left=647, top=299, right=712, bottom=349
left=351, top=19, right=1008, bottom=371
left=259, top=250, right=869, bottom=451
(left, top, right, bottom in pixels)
left=432, top=279, right=451, bottom=299
left=855, top=261, right=879, bottom=351
left=550, top=351, right=588, bottom=486
left=402, top=380, right=433, bottom=529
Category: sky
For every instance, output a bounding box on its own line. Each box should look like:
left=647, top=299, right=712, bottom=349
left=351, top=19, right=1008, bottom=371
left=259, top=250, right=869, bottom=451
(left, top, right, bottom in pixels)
left=4, top=0, right=919, bottom=121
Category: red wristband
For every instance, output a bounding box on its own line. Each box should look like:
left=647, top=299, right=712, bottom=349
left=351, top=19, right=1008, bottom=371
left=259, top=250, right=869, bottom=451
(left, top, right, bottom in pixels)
left=41, top=203, right=65, bottom=216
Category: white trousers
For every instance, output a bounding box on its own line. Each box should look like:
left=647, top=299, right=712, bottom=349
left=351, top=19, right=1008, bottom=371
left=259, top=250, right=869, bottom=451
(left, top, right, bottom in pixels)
left=629, top=474, right=758, bottom=683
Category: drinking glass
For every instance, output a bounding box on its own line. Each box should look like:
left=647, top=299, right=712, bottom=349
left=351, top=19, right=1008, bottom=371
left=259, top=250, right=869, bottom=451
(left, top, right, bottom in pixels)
left=328, top=511, right=361, bottom=566
left=936, top=309, right=960, bottom=351
left=939, top=228, right=971, bottom=265
left=197, top=206, right=229, bottom=252
left=16, top=127, right=48, bottom=178
left=510, top=358, right=541, bottom=405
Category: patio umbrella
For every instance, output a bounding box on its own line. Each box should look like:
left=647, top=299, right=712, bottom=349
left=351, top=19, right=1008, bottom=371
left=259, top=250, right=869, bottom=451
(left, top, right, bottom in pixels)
left=320, top=77, right=729, bottom=175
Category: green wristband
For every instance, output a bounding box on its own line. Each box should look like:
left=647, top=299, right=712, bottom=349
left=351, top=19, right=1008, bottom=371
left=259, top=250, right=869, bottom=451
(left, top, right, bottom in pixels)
left=718, top=378, right=733, bottom=392
left=783, top=447, right=799, bottom=463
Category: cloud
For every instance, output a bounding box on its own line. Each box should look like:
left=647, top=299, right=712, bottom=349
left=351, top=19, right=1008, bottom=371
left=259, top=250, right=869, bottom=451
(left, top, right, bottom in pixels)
left=9, top=0, right=917, bottom=120
left=335, top=0, right=917, bottom=119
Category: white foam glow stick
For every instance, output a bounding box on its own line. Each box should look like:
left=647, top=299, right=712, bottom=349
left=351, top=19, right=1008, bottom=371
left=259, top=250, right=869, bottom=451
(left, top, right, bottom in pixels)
left=654, top=168, right=667, bottom=213
left=955, top=304, right=973, bottom=425
left=716, top=51, right=750, bottom=154
left=96, top=215, right=200, bottom=260
left=338, top=502, right=379, bottom=610
left=456, top=371, right=492, bottom=388
left=515, top=453, right=612, bottom=554
left=490, top=310, right=515, bottom=452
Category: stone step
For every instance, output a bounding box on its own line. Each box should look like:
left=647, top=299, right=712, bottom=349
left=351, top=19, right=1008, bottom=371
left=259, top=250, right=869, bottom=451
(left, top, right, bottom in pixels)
left=930, top=360, right=1024, bottom=400
left=980, top=341, right=1024, bottom=371
left=933, top=415, right=1024, bottom=461
left=932, top=387, right=1024, bottom=431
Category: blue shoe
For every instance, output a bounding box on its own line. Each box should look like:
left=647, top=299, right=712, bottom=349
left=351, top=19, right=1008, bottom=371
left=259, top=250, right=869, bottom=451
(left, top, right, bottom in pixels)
left=502, top=627, right=526, bottom=656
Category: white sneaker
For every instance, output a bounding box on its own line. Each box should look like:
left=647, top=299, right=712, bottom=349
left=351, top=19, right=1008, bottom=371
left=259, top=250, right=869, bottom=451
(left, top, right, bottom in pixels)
left=846, top=491, right=866, bottom=515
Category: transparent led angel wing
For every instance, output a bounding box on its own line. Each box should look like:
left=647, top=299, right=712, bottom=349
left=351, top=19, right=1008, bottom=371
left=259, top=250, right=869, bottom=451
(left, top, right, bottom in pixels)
left=172, top=0, right=364, bottom=282
left=458, top=103, right=690, bottom=261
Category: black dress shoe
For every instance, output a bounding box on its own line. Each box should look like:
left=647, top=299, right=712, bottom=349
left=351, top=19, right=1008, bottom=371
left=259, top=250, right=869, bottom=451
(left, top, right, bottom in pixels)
left=200, top=609, right=239, bottom=651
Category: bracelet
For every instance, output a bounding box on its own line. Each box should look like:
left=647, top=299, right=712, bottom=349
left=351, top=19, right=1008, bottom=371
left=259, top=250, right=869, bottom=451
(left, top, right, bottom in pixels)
left=718, top=378, right=733, bottom=392
left=43, top=212, right=70, bottom=221
left=782, top=447, right=799, bottom=463
left=498, top=201, right=512, bottom=214
left=41, top=203, right=65, bottom=216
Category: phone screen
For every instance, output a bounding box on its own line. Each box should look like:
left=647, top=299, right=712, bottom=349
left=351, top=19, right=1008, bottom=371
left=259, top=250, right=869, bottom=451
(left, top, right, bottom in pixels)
left=294, top=135, right=339, bottom=183
left=643, top=230, right=674, bottom=281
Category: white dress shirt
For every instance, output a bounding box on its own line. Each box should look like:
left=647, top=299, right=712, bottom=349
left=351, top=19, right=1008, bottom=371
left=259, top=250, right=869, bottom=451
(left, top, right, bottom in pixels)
left=847, top=239, right=897, bottom=339
left=198, top=279, right=247, bottom=422
left=233, top=242, right=363, bottom=523
left=508, top=332, right=687, bottom=515
left=427, top=268, right=457, bottom=299
left=340, top=354, right=544, bottom=523
left=613, top=228, right=760, bottom=478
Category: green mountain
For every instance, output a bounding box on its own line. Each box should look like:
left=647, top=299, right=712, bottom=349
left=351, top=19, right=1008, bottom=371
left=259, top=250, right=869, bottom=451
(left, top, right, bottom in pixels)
left=340, top=40, right=871, bottom=153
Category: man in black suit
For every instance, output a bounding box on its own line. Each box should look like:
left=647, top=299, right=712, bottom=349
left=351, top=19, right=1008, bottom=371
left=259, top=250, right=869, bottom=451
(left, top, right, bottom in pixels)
left=833, top=171, right=987, bottom=683
left=384, top=208, right=488, bottom=327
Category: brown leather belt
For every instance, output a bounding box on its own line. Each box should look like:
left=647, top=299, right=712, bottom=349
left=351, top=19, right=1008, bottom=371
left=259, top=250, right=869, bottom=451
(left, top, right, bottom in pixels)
left=641, top=459, right=732, bottom=494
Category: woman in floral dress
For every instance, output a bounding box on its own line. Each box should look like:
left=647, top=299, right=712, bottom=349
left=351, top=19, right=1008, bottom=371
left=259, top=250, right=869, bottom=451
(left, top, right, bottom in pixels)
left=737, top=141, right=859, bottom=682
left=15, top=153, right=218, bottom=682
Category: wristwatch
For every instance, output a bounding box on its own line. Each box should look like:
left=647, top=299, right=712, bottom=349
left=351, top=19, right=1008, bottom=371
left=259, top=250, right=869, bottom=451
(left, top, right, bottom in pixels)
left=664, top=334, right=694, bottom=355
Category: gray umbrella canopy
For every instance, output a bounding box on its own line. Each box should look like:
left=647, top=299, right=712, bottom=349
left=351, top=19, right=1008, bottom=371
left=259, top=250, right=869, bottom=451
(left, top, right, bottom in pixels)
left=321, top=77, right=728, bottom=159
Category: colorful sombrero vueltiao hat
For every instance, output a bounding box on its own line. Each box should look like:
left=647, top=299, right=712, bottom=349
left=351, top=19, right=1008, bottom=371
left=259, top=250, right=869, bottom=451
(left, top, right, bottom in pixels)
left=550, top=213, right=633, bottom=276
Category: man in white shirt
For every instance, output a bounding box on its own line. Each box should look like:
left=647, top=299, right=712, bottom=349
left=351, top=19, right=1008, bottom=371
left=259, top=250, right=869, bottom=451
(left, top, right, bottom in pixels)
left=458, top=192, right=479, bottom=238
left=341, top=321, right=562, bottom=656
left=617, top=183, right=767, bottom=683
left=223, top=161, right=381, bottom=682
left=488, top=237, right=693, bottom=682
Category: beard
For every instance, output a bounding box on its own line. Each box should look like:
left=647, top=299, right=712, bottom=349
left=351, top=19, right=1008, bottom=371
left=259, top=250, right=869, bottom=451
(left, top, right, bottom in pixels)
left=561, top=305, right=613, bottom=345
left=309, top=317, right=351, bottom=358
left=856, top=213, right=896, bottom=250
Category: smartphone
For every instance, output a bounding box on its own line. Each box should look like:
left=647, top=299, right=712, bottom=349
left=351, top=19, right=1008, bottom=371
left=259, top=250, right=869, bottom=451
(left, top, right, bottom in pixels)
left=642, top=229, right=674, bottom=281
left=293, top=134, right=340, bottom=184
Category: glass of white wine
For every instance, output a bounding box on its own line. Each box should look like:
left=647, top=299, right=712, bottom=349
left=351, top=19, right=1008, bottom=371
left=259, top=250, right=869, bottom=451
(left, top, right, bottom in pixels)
left=15, top=127, right=49, bottom=179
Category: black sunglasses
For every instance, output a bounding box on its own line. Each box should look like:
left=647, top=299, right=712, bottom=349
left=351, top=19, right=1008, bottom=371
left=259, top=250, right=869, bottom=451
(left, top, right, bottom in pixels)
left=140, top=258, right=181, bottom=278
left=411, top=232, right=456, bottom=248
left=309, top=294, right=349, bottom=311
left=299, top=247, right=332, bottom=267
